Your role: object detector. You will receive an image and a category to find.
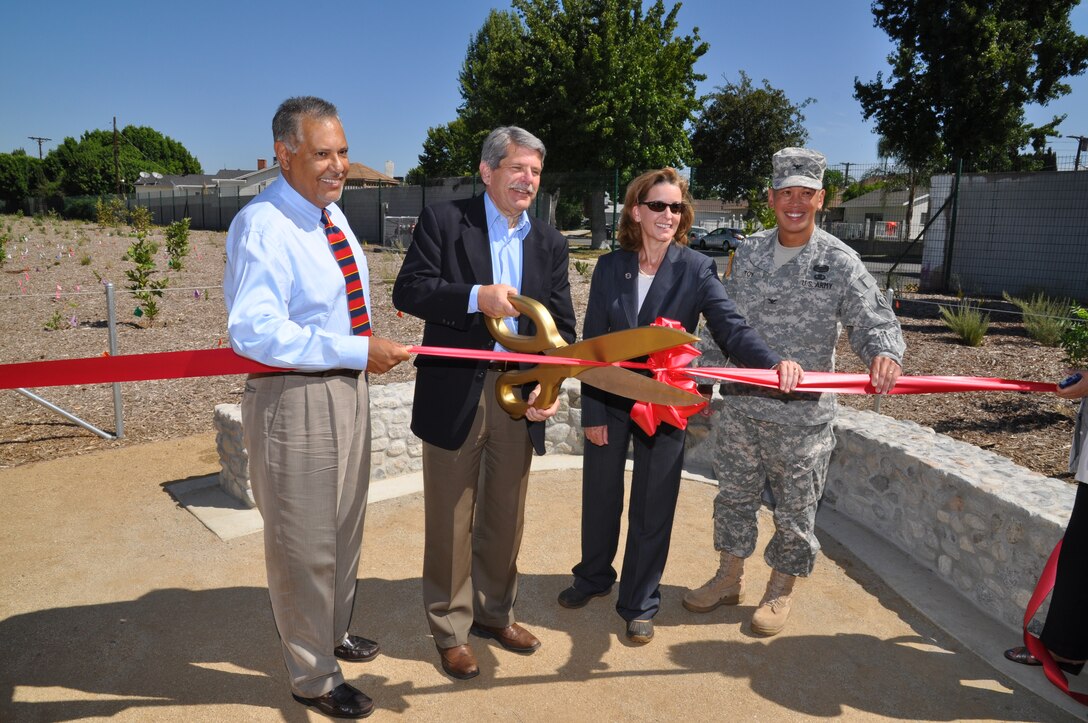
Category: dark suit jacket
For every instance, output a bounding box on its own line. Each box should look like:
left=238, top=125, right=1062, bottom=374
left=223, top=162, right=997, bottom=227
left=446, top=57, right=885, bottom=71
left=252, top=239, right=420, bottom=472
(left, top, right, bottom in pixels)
left=392, top=194, right=576, bottom=453
left=581, top=243, right=781, bottom=427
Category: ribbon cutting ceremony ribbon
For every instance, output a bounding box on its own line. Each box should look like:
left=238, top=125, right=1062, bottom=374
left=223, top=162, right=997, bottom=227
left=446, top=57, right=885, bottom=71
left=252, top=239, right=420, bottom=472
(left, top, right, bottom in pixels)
left=0, top=346, right=598, bottom=391
left=0, top=345, right=1057, bottom=396
left=1021, top=540, right=1088, bottom=704
left=687, top=367, right=1055, bottom=395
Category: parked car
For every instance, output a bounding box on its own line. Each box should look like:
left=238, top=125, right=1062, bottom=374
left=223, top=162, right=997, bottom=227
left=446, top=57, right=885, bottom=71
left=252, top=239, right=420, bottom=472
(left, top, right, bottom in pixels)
left=687, top=227, right=709, bottom=246
left=696, top=227, right=746, bottom=252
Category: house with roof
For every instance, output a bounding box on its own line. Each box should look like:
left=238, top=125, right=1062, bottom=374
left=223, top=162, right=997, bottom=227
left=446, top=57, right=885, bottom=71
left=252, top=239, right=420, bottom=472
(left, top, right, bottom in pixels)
left=134, top=159, right=399, bottom=200
left=832, top=186, right=929, bottom=243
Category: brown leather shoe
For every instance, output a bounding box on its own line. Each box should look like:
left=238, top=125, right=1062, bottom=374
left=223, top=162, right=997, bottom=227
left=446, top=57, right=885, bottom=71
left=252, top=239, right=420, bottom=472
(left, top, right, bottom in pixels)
left=436, top=643, right=479, bottom=680
left=469, top=621, right=541, bottom=654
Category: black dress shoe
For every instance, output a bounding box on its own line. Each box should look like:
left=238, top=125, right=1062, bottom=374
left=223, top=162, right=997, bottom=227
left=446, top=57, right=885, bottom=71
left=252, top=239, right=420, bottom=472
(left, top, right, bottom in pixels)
left=557, top=585, right=610, bottom=609
left=1005, top=645, right=1085, bottom=675
left=292, top=682, right=374, bottom=719
left=335, top=634, right=380, bottom=662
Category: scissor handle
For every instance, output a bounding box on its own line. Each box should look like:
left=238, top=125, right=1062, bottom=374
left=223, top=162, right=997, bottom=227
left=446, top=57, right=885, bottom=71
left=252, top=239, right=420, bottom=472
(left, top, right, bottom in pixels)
left=493, top=368, right=565, bottom=420
left=484, top=295, right=568, bottom=353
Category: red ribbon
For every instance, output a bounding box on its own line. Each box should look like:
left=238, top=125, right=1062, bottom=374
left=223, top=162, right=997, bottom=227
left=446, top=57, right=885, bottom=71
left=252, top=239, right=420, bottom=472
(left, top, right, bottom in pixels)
left=0, top=343, right=1057, bottom=399
left=628, top=318, right=707, bottom=436
left=1022, top=540, right=1088, bottom=704
left=687, top=367, right=1054, bottom=395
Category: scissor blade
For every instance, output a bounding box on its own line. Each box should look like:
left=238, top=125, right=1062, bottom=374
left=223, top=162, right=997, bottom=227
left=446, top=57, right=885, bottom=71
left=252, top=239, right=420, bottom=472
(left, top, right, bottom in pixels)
left=549, top=326, right=699, bottom=363
left=578, top=366, right=705, bottom=406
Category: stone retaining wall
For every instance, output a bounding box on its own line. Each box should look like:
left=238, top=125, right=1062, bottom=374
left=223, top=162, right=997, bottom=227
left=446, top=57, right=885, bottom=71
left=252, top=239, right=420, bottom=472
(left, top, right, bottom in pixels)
left=214, top=384, right=1072, bottom=631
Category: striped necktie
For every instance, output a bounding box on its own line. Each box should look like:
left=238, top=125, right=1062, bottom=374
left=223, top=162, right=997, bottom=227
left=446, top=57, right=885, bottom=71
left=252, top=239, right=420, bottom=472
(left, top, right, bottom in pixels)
left=321, top=208, right=371, bottom=336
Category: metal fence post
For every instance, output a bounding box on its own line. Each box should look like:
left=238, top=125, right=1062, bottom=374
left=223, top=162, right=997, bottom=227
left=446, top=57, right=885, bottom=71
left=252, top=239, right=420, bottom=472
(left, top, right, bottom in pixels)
left=106, top=282, right=124, bottom=438
left=942, top=158, right=963, bottom=292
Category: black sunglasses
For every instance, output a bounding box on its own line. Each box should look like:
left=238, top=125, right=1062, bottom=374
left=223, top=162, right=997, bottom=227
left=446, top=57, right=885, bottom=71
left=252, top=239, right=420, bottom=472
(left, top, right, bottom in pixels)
left=639, top=200, right=685, bottom=214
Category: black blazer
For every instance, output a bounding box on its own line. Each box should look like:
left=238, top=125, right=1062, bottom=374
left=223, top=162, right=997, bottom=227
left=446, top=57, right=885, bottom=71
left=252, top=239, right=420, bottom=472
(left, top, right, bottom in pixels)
left=392, top=194, right=576, bottom=452
left=581, top=243, right=781, bottom=427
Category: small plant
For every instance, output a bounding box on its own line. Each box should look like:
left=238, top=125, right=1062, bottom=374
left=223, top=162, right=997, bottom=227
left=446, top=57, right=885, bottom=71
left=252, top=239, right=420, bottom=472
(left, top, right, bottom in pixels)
left=573, top=259, right=591, bottom=279
left=939, top=300, right=989, bottom=346
left=44, top=309, right=64, bottom=331
left=1061, top=305, right=1088, bottom=369
left=165, top=217, right=191, bottom=270
left=80, top=252, right=92, bottom=266
left=1003, top=291, right=1069, bottom=347
left=0, top=231, right=7, bottom=269
left=124, top=216, right=168, bottom=325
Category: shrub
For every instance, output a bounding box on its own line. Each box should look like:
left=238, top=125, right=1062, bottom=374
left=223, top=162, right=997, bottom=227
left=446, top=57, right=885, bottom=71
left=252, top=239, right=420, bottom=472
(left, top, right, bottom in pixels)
left=63, top=197, right=100, bottom=221
left=124, top=226, right=167, bottom=325
left=1003, top=291, right=1069, bottom=347
left=939, top=300, right=989, bottom=346
left=96, top=198, right=127, bottom=227
left=1061, top=305, right=1088, bottom=368
left=165, top=217, right=191, bottom=270
left=129, top=205, right=153, bottom=235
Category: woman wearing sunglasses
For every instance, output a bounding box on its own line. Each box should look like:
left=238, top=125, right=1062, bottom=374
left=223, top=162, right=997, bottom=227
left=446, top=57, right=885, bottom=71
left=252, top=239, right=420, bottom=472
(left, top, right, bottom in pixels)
left=556, top=167, right=802, bottom=644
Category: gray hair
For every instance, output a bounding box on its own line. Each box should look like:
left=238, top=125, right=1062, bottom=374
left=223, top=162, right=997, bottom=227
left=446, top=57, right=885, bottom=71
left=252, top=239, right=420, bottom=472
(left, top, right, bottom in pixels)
left=272, top=96, right=339, bottom=151
left=480, top=126, right=546, bottom=169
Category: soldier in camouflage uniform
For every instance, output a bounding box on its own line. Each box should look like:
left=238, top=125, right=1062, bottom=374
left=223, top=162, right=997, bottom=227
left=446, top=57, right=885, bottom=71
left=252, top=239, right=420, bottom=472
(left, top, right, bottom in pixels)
left=684, top=147, right=906, bottom=636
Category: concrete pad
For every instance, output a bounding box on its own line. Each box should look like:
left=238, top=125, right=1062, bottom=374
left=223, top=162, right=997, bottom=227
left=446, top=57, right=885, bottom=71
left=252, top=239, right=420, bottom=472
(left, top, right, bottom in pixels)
left=0, top=435, right=1076, bottom=721
left=165, top=475, right=263, bottom=541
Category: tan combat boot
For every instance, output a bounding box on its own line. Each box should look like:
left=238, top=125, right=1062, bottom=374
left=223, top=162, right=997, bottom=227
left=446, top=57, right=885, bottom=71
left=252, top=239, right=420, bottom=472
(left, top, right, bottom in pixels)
left=682, top=551, right=745, bottom=613
left=750, top=569, right=797, bottom=636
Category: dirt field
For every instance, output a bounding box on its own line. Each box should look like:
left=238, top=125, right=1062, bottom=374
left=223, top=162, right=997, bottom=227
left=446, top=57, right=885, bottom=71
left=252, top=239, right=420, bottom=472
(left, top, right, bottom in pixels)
left=0, top=213, right=1077, bottom=476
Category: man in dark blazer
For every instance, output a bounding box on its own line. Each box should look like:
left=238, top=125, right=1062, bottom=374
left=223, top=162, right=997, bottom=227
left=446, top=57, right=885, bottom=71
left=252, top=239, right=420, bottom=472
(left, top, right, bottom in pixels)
left=392, top=126, right=576, bottom=680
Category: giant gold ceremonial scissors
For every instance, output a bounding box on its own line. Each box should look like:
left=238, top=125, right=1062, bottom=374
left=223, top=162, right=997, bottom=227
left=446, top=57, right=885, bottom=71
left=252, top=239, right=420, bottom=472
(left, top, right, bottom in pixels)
left=485, top=295, right=705, bottom=419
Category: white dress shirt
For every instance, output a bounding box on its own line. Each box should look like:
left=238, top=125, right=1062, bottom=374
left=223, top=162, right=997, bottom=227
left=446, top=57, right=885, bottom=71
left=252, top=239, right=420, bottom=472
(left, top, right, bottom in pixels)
left=224, top=176, right=372, bottom=371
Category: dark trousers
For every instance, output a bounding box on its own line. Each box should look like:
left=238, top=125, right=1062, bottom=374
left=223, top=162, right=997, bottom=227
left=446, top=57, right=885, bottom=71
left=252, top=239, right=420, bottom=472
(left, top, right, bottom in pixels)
left=573, top=411, right=686, bottom=621
left=1041, top=482, right=1088, bottom=660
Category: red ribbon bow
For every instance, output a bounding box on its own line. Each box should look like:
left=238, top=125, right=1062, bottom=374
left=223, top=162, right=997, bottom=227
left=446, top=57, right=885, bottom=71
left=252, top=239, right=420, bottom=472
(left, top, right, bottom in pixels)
left=629, top=317, right=708, bottom=435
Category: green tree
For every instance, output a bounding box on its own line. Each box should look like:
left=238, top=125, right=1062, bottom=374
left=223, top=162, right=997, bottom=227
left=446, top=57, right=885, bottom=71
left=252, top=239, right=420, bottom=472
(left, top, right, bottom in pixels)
left=854, top=0, right=1088, bottom=172
left=44, top=125, right=202, bottom=196
left=690, top=72, right=812, bottom=207
left=0, top=149, right=46, bottom=207
left=410, top=118, right=484, bottom=179
left=426, top=0, right=707, bottom=248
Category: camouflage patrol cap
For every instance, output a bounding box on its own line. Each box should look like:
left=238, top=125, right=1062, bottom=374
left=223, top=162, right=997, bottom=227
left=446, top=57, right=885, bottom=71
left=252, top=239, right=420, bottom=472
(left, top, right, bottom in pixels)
left=771, top=147, right=826, bottom=190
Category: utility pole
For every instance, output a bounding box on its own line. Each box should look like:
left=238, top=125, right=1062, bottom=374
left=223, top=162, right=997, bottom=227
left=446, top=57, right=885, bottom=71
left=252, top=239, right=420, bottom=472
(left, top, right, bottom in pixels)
left=1071, top=135, right=1088, bottom=172
left=27, top=136, right=51, bottom=159
left=113, top=116, right=121, bottom=196
left=840, top=162, right=852, bottom=185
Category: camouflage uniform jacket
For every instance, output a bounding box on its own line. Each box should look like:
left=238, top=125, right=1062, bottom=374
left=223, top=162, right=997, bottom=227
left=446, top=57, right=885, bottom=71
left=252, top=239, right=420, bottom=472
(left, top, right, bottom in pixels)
left=700, top=226, right=905, bottom=426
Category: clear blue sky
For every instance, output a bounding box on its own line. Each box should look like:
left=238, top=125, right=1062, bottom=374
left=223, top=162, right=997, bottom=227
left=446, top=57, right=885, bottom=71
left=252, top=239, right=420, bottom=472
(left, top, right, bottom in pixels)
left=3, top=1, right=1086, bottom=176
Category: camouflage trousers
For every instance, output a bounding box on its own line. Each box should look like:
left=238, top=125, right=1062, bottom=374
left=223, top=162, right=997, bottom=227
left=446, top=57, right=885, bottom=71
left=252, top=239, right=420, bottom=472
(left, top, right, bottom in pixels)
left=712, top=411, right=836, bottom=577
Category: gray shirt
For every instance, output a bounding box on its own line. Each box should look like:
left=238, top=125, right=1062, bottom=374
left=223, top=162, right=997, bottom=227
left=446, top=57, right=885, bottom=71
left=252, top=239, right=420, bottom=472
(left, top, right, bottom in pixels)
left=698, top=226, right=905, bottom=425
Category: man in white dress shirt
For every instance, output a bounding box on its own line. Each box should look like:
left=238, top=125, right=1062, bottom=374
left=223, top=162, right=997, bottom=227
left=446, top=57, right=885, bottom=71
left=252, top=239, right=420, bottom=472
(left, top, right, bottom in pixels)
left=224, top=96, right=409, bottom=719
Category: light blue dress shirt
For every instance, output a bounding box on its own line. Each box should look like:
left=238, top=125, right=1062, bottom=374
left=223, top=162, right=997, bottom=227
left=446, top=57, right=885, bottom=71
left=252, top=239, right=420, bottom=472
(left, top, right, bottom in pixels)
left=468, top=192, right=529, bottom=348
left=223, top=176, right=372, bottom=371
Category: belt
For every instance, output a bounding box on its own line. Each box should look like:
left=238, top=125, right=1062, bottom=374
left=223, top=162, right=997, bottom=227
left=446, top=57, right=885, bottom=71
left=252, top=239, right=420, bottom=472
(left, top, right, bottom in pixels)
left=487, top=361, right=519, bottom=373
left=248, top=369, right=361, bottom=380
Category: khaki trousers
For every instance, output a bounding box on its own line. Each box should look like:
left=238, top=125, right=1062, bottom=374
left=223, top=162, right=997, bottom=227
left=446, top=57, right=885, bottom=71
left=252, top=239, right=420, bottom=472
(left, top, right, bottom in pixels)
left=242, top=370, right=371, bottom=698
left=421, top=371, right=534, bottom=648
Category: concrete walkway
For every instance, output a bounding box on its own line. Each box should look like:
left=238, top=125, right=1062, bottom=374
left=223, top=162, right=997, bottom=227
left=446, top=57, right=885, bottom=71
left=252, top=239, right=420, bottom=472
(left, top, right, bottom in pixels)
left=0, top=434, right=1082, bottom=721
